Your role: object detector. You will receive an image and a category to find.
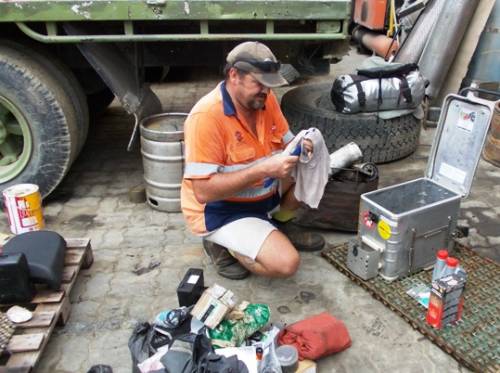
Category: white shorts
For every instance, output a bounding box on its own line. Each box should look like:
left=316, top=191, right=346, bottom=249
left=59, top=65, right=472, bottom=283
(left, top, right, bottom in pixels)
left=205, top=217, right=277, bottom=261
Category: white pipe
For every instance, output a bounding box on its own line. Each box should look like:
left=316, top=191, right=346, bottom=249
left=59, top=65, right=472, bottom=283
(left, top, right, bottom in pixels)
left=329, top=142, right=363, bottom=174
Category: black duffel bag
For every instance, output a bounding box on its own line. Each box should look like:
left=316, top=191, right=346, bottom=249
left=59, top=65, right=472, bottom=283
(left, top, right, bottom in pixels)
left=294, top=164, right=379, bottom=232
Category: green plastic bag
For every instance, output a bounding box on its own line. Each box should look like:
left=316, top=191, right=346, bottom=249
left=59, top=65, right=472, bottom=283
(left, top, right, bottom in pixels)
left=209, top=303, right=270, bottom=348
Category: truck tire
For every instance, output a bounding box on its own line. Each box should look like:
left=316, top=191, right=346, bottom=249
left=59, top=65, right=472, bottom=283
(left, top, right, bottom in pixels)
left=0, top=44, right=78, bottom=198
left=39, top=52, right=89, bottom=153
left=281, top=82, right=421, bottom=163
left=0, top=40, right=89, bottom=154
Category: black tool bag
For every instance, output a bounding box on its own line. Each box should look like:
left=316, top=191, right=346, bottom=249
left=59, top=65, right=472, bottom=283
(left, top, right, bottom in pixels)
left=294, top=164, right=379, bottom=232
left=331, top=63, right=426, bottom=114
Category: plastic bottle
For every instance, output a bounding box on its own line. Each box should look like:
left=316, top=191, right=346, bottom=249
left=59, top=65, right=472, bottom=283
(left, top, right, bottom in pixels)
left=256, top=346, right=263, bottom=372
left=442, top=257, right=459, bottom=277
left=432, top=250, right=449, bottom=281
left=454, top=265, right=467, bottom=281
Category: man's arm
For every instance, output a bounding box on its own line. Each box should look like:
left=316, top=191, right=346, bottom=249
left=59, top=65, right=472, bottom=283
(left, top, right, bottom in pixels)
left=192, top=154, right=298, bottom=204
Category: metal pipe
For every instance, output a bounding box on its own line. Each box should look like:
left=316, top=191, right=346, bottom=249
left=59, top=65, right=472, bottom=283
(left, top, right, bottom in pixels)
left=459, top=87, right=500, bottom=98
left=329, top=142, right=363, bottom=174
left=352, top=26, right=399, bottom=60
left=394, top=0, right=446, bottom=63
left=466, top=0, right=500, bottom=84
left=418, top=0, right=480, bottom=99
left=16, top=22, right=347, bottom=43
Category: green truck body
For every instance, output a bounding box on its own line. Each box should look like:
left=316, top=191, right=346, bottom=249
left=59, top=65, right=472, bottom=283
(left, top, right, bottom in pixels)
left=1, top=1, right=350, bottom=40
left=0, top=0, right=351, bottom=199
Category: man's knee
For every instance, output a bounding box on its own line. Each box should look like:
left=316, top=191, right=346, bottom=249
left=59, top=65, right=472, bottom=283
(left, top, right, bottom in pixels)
left=270, top=251, right=300, bottom=277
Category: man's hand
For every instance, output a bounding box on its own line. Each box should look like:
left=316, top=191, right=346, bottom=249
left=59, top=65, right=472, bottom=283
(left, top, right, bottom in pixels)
left=191, top=150, right=300, bottom=204
left=260, top=154, right=299, bottom=179
left=191, top=154, right=297, bottom=204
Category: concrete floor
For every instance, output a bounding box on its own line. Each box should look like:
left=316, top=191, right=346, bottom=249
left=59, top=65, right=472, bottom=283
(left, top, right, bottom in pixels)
left=2, top=49, right=498, bottom=372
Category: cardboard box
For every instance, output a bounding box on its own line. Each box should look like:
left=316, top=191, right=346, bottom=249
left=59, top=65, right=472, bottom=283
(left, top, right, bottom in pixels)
left=191, top=284, right=236, bottom=329
left=426, top=273, right=466, bottom=329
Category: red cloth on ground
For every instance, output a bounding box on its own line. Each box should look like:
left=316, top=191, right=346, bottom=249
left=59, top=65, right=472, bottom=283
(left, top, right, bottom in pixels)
left=278, top=312, right=351, bottom=360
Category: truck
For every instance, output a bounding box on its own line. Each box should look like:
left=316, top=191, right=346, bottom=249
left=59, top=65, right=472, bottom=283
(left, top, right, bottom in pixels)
left=0, top=0, right=351, bottom=199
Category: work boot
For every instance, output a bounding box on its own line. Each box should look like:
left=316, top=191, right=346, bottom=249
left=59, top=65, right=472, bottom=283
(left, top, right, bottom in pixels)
left=274, top=220, right=325, bottom=252
left=202, top=239, right=250, bottom=280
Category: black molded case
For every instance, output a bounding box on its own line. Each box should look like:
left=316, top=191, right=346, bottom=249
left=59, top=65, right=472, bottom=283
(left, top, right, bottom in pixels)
left=177, top=268, right=205, bottom=307
left=0, top=253, right=35, bottom=303
left=3, top=231, right=66, bottom=290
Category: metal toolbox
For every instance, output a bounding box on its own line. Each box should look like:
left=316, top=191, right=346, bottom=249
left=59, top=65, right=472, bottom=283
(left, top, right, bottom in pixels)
left=348, top=94, right=496, bottom=281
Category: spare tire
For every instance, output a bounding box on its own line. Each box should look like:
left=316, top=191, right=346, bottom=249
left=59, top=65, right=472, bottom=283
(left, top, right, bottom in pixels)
left=281, top=82, right=422, bottom=163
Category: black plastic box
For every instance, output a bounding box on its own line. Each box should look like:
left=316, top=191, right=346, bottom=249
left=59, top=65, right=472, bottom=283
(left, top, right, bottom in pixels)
left=0, top=253, right=35, bottom=303
left=176, top=268, right=205, bottom=307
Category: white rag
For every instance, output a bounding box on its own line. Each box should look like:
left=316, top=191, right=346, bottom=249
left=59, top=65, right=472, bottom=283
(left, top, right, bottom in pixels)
left=285, top=128, right=330, bottom=208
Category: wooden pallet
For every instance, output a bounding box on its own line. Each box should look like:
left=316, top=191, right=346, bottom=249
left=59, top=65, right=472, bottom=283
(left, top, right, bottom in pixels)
left=0, top=238, right=93, bottom=373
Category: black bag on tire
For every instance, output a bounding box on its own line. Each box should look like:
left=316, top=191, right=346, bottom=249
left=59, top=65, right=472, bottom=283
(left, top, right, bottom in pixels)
left=294, top=164, right=379, bottom=232
left=331, top=63, right=426, bottom=114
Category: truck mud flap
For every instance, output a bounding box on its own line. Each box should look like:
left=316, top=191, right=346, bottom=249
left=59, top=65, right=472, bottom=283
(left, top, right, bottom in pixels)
left=63, top=23, right=162, bottom=150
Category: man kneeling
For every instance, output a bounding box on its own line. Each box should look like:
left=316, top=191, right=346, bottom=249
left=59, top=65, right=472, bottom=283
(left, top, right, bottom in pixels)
left=181, top=41, right=324, bottom=280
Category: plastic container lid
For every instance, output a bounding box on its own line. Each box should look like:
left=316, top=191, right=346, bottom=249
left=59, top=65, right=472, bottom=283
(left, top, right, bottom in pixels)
left=275, top=345, right=298, bottom=366
left=446, top=257, right=459, bottom=268
left=437, top=250, right=449, bottom=260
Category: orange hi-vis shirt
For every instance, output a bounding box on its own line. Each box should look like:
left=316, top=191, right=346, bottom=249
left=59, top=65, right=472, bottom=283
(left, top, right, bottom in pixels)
left=181, top=82, right=294, bottom=235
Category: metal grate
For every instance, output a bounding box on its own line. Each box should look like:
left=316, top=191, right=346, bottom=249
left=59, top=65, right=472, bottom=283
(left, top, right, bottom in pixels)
left=322, top=241, right=500, bottom=373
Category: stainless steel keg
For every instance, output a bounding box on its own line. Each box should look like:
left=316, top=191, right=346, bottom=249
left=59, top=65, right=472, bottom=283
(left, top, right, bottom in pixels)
left=140, top=113, right=187, bottom=212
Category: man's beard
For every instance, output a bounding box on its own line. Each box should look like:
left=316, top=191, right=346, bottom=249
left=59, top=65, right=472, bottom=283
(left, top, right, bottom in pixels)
left=249, top=93, right=267, bottom=110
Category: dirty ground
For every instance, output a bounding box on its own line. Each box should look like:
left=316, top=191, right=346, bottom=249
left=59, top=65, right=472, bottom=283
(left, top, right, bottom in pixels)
left=1, top=49, right=498, bottom=373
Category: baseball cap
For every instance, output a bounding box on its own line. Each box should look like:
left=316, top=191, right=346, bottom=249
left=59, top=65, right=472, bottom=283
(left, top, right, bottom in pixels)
left=226, top=41, right=288, bottom=88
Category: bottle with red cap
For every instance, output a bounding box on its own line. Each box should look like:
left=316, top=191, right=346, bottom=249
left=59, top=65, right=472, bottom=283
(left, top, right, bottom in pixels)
left=442, top=257, right=459, bottom=278
left=432, top=250, right=449, bottom=281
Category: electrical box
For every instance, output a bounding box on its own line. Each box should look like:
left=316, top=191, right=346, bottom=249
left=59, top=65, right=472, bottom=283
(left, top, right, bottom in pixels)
left=354, top=0, right=388, bottom=30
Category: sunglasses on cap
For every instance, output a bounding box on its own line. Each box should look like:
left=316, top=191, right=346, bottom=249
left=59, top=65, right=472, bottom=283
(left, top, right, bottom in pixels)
left=233, top=58, right=281, bottom=73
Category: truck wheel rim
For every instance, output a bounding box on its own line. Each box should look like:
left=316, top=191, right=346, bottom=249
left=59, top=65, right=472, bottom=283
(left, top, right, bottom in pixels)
left=0, top=96, right=33, bottom=183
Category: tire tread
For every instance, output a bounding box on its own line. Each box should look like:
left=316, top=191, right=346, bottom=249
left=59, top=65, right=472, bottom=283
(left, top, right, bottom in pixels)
left=0, top=44, right=73, bottom=198
left=281, top=82, right=421, bottom=163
